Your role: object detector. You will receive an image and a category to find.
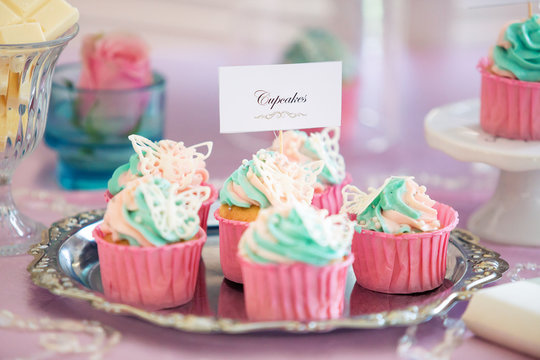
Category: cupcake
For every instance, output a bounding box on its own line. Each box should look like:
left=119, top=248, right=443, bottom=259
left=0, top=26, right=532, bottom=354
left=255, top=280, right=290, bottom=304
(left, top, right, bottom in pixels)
left=341, top=177, right=458, bottom=294
left=238, top=203, right=354, bottom=321
left=215, top=149, right=324, bottom=283
left=93, top=177, right=211, bottom=309
left=106, top=134, right=217, bottom=230
left=479, top=15, right=540, bottom=140
left=269, top=127, right=351, bottom=214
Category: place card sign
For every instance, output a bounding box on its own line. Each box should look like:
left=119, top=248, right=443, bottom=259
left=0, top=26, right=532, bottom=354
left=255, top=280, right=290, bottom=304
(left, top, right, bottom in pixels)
left=219, top=62, right=342, bottom=133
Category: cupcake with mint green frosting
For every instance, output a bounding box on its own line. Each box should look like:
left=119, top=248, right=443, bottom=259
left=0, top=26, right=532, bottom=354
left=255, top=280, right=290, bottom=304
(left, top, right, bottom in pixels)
left=93, top=176, right=210, bottom=309
left=215, top=149, right=324, bottom=283
left=269, top=127, right=351, bottom=214
left=344, top=177, right=440, bottom=234
left=105, top=134, right=217, bottom=231
left=341, top=176, right=458, bottom=294
left=490, top=15, right=540, bottom=81
left=238, top=203, right=354, bottom=321
left=480, top=15, right=540, bottom=140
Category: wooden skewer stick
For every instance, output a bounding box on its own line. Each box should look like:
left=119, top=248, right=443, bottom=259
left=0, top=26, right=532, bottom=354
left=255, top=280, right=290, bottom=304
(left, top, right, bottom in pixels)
left=529, top=1, right=533, bottom=18
left=279, top=129, right=283, bottom=154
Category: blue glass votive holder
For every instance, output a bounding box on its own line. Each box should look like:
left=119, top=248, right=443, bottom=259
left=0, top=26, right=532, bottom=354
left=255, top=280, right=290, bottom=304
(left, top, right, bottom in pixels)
left=45, top=63, right=165, bottom=190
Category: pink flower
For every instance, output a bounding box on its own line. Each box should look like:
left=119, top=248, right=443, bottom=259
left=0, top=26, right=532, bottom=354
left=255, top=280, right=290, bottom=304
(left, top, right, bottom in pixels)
left=79, top=32, right=152, bottom=90
left=75, top=33, right=157, bottom=136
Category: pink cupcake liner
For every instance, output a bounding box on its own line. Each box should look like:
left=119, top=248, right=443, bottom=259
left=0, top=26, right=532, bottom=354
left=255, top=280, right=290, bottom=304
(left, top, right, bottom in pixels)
left=311, top=172, right=352, bottom=215
left=214, top=209, right=250, bottom=283
left=239, top=255, right=354, bottom=321
left=351, top=202, right=458, bottom=294
left=175, top=259, right=213, bottom=316
left=479, top=57, right=540, bottom=141
left=93, top=226, right=206, bottom=310
left=199, top=183, right=217, bottom=231
left=104, top=183, right=216, bottom=231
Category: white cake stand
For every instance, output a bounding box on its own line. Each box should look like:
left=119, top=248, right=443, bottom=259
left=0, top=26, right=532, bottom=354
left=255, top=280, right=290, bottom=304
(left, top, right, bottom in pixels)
left=425, top=99, right=540, bottom=247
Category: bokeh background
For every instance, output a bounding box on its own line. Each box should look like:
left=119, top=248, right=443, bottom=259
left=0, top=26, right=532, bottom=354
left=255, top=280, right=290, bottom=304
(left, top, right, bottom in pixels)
left=18, top=0, right=534, bottom=219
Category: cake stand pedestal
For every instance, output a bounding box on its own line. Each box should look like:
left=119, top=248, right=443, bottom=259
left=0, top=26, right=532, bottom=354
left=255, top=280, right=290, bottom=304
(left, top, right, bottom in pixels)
left=424, top=99, right=540, bottom=247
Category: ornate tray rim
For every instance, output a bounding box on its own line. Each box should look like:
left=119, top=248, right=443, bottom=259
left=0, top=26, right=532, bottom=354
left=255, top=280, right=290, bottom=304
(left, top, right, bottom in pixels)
left=28, top=210, right=509, bottom=334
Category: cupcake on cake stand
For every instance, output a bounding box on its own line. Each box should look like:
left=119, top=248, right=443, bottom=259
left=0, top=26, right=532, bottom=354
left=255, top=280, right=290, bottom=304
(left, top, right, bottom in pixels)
left=424, top=99, right=540, bottom=247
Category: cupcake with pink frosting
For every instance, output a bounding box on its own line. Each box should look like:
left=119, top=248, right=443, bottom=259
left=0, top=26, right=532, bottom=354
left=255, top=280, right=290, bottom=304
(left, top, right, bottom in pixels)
left=215, top=149, right=323, bottom=283
left=269, top=127, right=351, bottom=214
left=106, top=134, right=217, bottom=230
left=341, top=176, right=458, bottom=294
left=479, top=15, right=540, bottom=140
left=93, top=177, right=210, bottom=309
left=238, top=202, right=354, bottom=321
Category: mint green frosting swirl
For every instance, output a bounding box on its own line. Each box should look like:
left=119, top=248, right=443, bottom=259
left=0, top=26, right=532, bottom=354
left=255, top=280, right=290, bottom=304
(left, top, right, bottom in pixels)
left=108, top=154, right=142, bottom=196
left=241, top=205, right=351, bottom=265
left=493, top=15, right=540, bottom=81
left=283, top=28, right=357, bottom=81
left=219, top=155, right=274, bottom=209
left=356, top=178, right=420, bottom=234
left=122, top=178, right=199, bottom=246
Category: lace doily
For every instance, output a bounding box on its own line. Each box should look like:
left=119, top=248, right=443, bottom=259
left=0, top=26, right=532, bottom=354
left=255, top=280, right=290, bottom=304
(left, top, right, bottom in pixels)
left=0, top=310, right=120, bottom=360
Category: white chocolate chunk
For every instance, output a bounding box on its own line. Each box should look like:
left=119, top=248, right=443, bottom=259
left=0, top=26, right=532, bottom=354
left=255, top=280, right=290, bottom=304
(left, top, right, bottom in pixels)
left=0, top=57, right=8, bottom=96
left=28, top=0, right=78, bottom=41
left=2, top=0, right=48, bottom=17
left=462, top=278, right=540, bottom=358
left=0, top=94, right=7, bottom=151
left=0, top=1, right=22, bottom=27
left=5, top=70, right=20, bottom=142
left=9, top=54, right=27, bottom=73
left=0, top=3, right=21, bottom=27
left=0, top=23, right=45, bottom=44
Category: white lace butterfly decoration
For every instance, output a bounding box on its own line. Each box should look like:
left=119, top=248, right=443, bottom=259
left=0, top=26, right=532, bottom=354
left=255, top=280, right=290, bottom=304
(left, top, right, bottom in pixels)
left=253, top=150, right=324, bottom=206
left=128, top=135, right=213, bottom=191
left=138, top=181, right=211, bottom=241
left=294, top=204, right=353, bottom=251
left=308, top=127, right=345, bottom=182
left=340, top=176, right=412, bottom=215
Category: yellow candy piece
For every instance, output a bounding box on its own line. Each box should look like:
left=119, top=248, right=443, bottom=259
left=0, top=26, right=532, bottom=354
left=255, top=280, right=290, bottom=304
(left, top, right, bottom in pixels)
left=28, top=0, right=79, bottom=41
left=0, top=1, right=22, bottom=27
left=0, top=0, right=78, bottom=44
left=2, top=0, right=48, bottom=17
left=0, top=56, right=8, bottom=96
left=0, top=23, right=45, bottom=44
left=6, top=70, right=20, bottom=143
left=0, top=94, right=7, bottom=151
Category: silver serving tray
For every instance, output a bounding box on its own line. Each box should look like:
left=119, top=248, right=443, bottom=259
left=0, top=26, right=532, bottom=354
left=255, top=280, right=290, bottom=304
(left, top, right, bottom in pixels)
left=28, top=210, right=509, bottom=333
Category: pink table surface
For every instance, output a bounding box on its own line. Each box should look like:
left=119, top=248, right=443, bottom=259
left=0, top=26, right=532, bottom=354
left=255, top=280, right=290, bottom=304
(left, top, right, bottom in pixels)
left=2, top=50, right=540, bottom=359
left=3, top=147, right=539, bottom=360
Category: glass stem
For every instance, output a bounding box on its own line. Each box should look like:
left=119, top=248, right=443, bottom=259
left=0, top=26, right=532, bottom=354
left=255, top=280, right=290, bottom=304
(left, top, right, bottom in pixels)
left=0, top=173, right=44, bottom=256
left=0, top=175, right=15, bottom=221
